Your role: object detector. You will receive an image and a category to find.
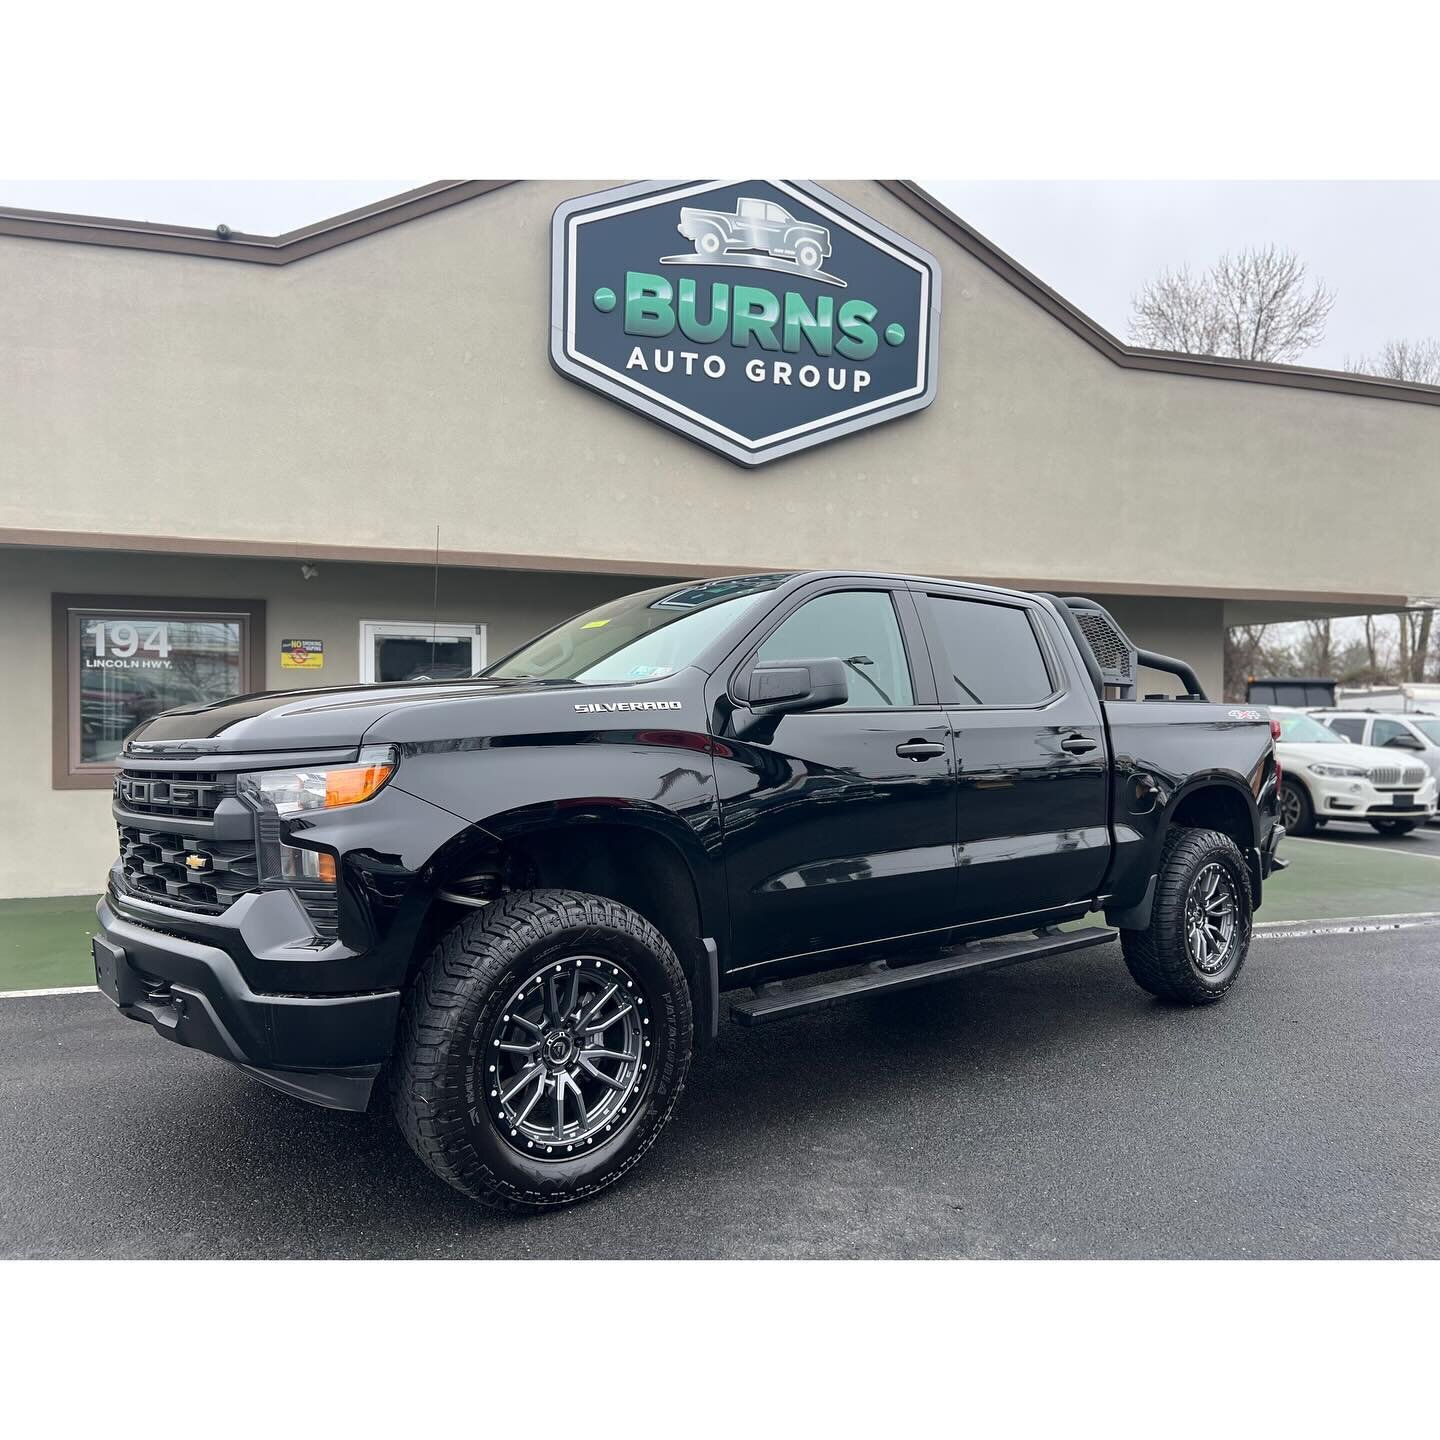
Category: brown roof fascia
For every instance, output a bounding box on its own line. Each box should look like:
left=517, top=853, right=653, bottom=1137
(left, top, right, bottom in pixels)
left=0, top=180, right=516, bottom=265
left=881, top=179, right=1440, bottom=409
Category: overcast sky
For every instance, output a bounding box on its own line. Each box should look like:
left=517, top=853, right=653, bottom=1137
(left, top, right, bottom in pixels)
left=4, top=179, right=1438, bottom=372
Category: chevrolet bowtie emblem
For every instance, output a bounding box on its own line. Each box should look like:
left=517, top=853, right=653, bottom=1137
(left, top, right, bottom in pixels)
left=184, top=854, right=208, bottom=871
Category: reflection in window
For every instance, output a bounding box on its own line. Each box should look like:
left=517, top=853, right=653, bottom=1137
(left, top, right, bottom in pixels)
left=72, top=611, right=246, bottom=766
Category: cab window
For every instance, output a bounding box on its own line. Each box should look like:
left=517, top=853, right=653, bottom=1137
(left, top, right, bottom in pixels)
left=1373, top=718, right=1414, bottom=748
left=756, top=590, right=914, bottom=709
left=1325, top=716, right=1366, bottom=743
left=924, top=595, right=1054, bottom=706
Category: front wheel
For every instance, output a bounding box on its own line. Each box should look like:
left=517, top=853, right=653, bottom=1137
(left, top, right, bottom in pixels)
left=1120, top=827, right=1253, bottom=1005
left=1278, top=778, right=1315, bottom=836
left=1370, top=817, right=1418, bottom=835
left=390, top=889, right=693, bottom=1211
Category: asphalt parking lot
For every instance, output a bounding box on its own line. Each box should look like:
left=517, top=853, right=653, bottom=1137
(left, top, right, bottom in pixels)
left=2, top=923, right=1435, bottom=1259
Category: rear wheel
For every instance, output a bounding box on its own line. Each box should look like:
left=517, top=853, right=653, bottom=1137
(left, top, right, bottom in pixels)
left=794, top=238, right=823, bottom=271
left=390, top=889, right=692, bottom=1211
left=1370, top=817, right=1418, bottom=835
left=1278, top=778, right=1315, bottom=836
left=1121, top=827, right=1252, bottom=1005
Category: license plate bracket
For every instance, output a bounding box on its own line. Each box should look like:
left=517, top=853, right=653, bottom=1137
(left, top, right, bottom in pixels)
left=1392, top=792, right=1416, bottom=809
left=92, top=935, right=129, bottom=1004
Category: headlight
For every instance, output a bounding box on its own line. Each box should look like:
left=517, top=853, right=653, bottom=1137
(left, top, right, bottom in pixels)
left=238, top=744, right=398, bottom=814
left=1307, top=762, right=1369, bottom=779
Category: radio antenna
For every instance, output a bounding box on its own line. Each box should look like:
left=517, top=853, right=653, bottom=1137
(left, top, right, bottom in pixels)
left=429, top=524, right=440, bottom=672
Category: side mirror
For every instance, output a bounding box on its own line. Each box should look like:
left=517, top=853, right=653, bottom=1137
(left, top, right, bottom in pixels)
left=732, top=657, right=848, bottom=738
left=1385, top=733, right=1424, bottom=751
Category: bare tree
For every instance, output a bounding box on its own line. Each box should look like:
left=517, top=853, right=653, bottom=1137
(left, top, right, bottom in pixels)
left=1297, top=618, right=1336, bottom=677
left=1399, top=609, right=1436, bottom=683
left=1130, top=245, right=1335, bottom=363
left=1223, top=623, right=1282, bottom=700
left=1346, top=337, right=1440, bottom=385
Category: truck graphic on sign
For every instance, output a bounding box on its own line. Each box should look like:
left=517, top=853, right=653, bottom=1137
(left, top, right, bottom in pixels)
left=676, top=197, right=835, bottom=278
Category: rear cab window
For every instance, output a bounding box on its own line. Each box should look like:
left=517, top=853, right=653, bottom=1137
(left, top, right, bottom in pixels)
left=920, top=594, right=1056, bottom=707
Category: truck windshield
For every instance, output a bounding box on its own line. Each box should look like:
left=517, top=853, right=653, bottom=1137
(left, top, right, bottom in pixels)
left=1277, top=713, right=1346, bottom=744
left=482, top=575, right=789, bottom=684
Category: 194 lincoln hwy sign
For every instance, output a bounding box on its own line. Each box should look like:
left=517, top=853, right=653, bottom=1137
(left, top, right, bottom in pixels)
left=550, top=180, right=942, bottom=466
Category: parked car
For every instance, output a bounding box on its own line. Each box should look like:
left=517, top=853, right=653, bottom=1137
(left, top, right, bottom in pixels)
left=1311, top=710, right=1440, bottom=821
left=677, top=197, right=832, bottom=273
left=92, top=573, right=1283, bottom=1211
left=1271, top=707, right=1437, bottom=836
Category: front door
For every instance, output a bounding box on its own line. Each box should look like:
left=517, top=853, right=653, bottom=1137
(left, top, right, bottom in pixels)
left=913, top=589, right=1110, bottom=926
left=713, top=585, right=958, bottom=973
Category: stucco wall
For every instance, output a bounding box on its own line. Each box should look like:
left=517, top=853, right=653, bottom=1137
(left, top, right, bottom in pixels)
left=1, top=180, right=1436, bottom=605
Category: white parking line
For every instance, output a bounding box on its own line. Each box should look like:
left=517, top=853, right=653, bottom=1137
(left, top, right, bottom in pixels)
left=0, top=984, right=98, bottom=999
left=1286, top=836, right=1440, bottom=861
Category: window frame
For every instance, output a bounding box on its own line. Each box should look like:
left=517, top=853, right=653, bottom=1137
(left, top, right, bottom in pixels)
left=913, top=588, right=1065, bottom=711
left=52, top=592, right=265, bottom=791
left=726, top=582, right=937, bottom=714
left=358, top=619, right=487, bottom=684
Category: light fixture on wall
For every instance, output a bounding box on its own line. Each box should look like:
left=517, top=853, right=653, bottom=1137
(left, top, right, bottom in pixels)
left=300, top=563, right=319, bottom=582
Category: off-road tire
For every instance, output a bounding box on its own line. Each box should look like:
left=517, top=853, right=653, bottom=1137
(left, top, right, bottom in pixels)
left=1279, top=778, right=1316, bottom=836
left=390, top=888, right=692, bottom=1212
left=1370, top=818, right=1418, bottom=835
left=1120, top=827, right=1252, bottom=1005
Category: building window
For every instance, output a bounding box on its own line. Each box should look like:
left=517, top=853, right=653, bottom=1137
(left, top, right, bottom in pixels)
left=53, top=594, right=263, bottom=790
left=359, top=620, right=486, bottom=683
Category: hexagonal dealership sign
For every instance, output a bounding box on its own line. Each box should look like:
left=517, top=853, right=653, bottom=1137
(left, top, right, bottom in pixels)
left=550, top=180, right=942, bottom=467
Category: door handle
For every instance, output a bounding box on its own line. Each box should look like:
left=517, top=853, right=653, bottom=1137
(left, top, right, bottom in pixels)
left=1060, top=734, right=1098, bottom=755
left=896, top=740, right=946, bottom=761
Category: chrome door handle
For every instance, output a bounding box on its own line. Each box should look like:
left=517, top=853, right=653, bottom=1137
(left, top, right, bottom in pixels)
left=1060, top=734, right=1098, bottom=755
left=896, top=740, right=946, bottom=761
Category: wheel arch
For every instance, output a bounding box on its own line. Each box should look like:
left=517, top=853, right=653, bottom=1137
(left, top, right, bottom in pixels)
left=417, top=802, right=722, bottom=1043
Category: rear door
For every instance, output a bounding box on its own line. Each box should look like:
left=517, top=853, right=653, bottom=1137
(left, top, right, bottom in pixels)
left=912, top=587, right=1110, bottom=926
left=713, top=581, right=958, bottom=972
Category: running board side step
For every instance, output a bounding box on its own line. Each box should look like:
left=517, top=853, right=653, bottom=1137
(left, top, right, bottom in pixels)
left=728, top=928, right=1118, bottom=1026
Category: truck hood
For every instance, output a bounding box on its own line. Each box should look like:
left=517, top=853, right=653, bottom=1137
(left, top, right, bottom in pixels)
left=123, top=677, right=577, bottom=756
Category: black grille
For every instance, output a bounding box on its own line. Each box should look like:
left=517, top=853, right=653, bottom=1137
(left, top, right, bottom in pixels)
left=1073, top=610, right=1134, bottom=682
left=115, top=769, right=230, bottom=820
left=115, top=825, right=259, bottom=914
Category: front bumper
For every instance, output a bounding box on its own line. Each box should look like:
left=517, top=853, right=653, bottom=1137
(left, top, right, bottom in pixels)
left=92, top=893, right=399, bottom=1111
left=1301, top=770, right=1438, bottom=821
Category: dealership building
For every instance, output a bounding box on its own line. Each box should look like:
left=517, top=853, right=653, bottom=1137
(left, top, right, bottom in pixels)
left=2, top=178, right=1438, bottom=900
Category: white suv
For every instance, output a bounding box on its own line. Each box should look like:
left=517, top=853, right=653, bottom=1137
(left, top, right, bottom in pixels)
left=1272, top=708, right=1437, bottom=836
left=1311, top=711, right=1440, bottom=822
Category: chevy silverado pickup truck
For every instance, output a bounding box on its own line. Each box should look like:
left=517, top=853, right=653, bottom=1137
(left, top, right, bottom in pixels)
left=93, top=571, right=1284, bottom=1211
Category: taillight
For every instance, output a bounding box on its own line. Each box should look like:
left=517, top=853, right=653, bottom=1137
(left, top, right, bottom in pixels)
left=1270, top=717, right=1282, bottom=741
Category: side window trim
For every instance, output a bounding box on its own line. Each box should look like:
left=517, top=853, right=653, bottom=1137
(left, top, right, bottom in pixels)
left=727, top=583, right=934, bottom=712
left=912, top=589, right=1066, bottom=711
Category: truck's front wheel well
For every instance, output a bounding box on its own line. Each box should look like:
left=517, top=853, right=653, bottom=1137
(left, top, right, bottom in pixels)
left=422, top=824, right=714, bottom=1037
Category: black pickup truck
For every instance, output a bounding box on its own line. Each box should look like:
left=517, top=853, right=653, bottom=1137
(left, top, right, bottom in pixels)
left=93, top=571, right=1284, bottom=1210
